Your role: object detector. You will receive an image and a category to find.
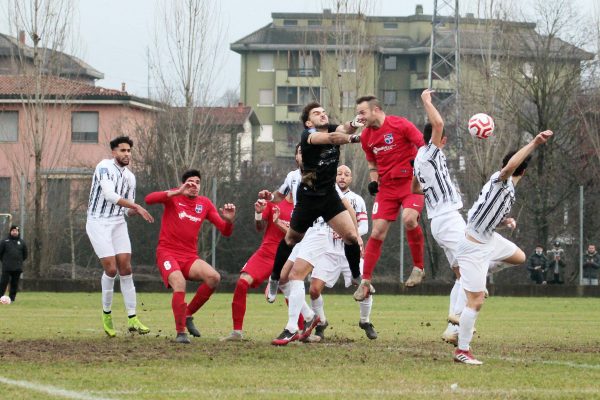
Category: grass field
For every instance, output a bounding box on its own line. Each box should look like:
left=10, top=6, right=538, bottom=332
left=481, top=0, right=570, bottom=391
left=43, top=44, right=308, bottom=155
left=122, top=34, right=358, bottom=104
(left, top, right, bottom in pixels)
left=1, top=292, right=599, bottom=399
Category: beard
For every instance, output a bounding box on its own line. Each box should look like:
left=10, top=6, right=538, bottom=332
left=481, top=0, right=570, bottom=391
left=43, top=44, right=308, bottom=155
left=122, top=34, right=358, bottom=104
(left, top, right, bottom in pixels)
left=315, top=123, right=329, bottom=130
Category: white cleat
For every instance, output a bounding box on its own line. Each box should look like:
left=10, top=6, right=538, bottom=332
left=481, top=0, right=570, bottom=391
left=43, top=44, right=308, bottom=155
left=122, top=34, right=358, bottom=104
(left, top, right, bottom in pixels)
left=405, top=267, right=425, bottom=287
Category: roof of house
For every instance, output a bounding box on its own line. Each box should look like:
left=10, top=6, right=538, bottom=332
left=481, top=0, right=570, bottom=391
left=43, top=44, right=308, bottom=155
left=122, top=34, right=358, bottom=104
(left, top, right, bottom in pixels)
left=231, top=13, right=593, bottom=60
left=0, top=33, right=104, bottom=80
left=0, top=75, right=159, bottom=109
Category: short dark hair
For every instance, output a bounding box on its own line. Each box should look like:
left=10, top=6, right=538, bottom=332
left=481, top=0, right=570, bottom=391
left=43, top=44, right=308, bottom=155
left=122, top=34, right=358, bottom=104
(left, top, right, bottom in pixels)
left=535, top=245, right=543, bottom=249
left=300, top=102, right=322, bottom=128
left=110, top=136, right=133, bottom=150
left=423, top=123, right=445, bottom=143
left=355, top=95, right=382, bottom=111
left=181, top=169, right=201, bottom=183
left=502, top=151, right=531, bottom=176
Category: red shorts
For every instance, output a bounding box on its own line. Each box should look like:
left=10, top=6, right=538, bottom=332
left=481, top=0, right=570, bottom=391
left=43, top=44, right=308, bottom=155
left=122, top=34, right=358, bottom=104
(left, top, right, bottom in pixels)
left=156, top=249, right=199, bottom=288
left=241, top=247, right=275, bottom=288
left=372, top=178, right=424, bottom=221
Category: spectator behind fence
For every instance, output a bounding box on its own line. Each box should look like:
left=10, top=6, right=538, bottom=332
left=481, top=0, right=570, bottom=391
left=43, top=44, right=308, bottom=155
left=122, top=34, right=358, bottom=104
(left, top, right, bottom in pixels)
left=583, top=244, right=600, bottom=286
left=546, top=241, right=565, bottom=284
left=0, top=225, right=28, bottom=302
left=527, top=245, right=548, bottom=284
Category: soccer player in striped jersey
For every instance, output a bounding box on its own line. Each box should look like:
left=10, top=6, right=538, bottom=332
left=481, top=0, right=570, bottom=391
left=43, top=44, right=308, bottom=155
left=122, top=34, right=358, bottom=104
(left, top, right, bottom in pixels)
left=453, top=129, right=553, bottom=364
left=86, top=136, right=154, bottom=337
left=145, top=169, right=236, bottom=344
left=412, top=89, right=466, bottom=345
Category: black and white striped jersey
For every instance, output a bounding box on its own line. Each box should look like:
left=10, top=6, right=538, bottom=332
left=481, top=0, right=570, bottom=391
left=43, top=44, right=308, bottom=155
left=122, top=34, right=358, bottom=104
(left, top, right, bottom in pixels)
left=466, top=171, right=515, bottom=243
left=278, top=169, right=302, bottom=205
left=87, top=159, right=136, bottom=222
left=414, top=143, right=462, bottom=218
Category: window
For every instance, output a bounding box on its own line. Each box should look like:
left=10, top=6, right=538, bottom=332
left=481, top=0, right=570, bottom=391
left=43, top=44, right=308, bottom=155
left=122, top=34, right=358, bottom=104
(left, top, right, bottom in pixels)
left=283, top=19, right=298, bottom=26
left=383, top=91, right=397, bottom=105
left=46, top=179, right=70, bottom=220
left=339, top=55, right=356, bottom=72
left=71, top=112, right=99, bottom=143
left=490, top=61, right=501, bottom=77
left=383, top=22, right=398, bottom=29
left=289, top=52, right=320, bottom=76
left=258, top=89, right=273, bottom=106
left=0, top=111, right=18, bottom=142
left=409, top=58, right=417, bottom=72
left=523, top=62, right=534, bottom=79
left=259, top=161, right=273, bottom=176
left=308, top=20, right=321, bottom=26
left=257, top=125, right=273, bottom=142
left=277, top=87, right=298, bottom=105
left=342, top=91, right=356, bottom=108
left=299, top=87, right=320, bottom=104
left=0, top=177, right=10, bottom=212
left=384, top=56, right=397, bottom=71
left=258, top=54, right=274, bottom=71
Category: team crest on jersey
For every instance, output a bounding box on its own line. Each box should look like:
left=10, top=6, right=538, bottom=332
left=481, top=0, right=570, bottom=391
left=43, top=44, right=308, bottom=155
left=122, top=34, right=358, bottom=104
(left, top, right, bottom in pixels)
left=384, top=133, right=394, bottom=144
left=195, top=204, right=203, bottom=213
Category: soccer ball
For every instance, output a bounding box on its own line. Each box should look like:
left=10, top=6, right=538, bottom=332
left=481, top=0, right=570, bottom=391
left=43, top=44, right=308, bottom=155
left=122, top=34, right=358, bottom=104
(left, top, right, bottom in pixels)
left=468, top=113, right=495, bottom=139
left=0, top=295, right=11, bottom=304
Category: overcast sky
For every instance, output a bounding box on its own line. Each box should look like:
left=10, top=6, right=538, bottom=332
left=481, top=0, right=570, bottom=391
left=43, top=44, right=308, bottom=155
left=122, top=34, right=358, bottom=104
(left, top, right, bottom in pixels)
left=2, top=0, right=598, bottom=100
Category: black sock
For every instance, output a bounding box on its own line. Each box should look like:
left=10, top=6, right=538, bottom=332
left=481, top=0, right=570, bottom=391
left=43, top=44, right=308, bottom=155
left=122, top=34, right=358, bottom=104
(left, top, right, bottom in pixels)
left=271, top=239, right=295, bottom=280
left=344, top=243, right=361, bottom=279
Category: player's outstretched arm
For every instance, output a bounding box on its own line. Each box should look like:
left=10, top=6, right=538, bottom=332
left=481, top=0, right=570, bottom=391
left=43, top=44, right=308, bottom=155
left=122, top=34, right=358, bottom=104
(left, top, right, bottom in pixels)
left=421, top=89, right=444, bottom=147
left=254, top=199, right=267, bottom=232
left=499, top=130, right=553, bottom=181
left=308, top=130, right=361, bottom=145
left=258, top=189, right=284, bottom=204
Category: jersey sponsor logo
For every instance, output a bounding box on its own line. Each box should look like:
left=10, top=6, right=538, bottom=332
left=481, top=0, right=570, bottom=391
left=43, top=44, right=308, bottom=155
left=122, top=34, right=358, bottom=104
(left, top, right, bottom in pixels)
left=372, top=144, right=396, bottom=155
left=178, top=210, right=202, bottom=223
left=384, top=133, right=394, bottom=144
left=195, top=204, right=203, bottom=213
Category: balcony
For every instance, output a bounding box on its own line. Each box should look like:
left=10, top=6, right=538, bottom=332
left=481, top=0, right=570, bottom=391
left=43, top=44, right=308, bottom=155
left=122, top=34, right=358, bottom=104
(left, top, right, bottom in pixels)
left=276, top=69, right=321, bottom=87
left=275, top=105, right=302, bottom=123
left=410, top=73, right=455, bottom=92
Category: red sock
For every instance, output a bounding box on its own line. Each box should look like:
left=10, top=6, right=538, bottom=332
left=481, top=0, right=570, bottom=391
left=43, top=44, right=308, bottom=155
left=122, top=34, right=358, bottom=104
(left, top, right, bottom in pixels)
left=186, top=284, right=215, bottom=316
left=172, top=291, right=187, bottom=333
left=362, top=237, right=383, bottom=280
left=285, top=297, right=305, bottom=330
left=232, top=279, right=250, bottom=331
left=406, top=225, right=424, bottom=269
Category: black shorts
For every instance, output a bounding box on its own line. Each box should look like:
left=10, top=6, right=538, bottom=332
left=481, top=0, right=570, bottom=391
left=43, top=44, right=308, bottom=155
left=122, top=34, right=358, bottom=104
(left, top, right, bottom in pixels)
left=290, top=189, right=346, bottom=234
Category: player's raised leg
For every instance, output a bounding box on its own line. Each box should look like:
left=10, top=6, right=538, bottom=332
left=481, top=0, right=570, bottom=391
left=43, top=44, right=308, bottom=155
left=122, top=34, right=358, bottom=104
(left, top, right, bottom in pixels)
left=185, top=258, right=221, bottom=337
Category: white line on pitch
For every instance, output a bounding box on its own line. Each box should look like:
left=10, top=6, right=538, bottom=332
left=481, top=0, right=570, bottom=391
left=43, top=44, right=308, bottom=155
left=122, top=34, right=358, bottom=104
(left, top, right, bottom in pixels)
left=0, top=375, right=116, bottom=400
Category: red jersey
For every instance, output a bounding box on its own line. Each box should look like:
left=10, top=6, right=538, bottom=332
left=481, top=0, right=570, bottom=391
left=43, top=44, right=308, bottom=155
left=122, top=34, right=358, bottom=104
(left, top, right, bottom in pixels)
left=361, top=115, right=424, bottom=183
left=259, top=199, right=294, bottom=254
left=145, top=191, right=233, bottom=256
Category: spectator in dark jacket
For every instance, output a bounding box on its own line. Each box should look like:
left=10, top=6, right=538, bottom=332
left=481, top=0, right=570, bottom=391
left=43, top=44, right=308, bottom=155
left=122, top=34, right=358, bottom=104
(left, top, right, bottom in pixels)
left=527, top=245, right=548, bottom=284
left=0, top=225, right=28, bottom=302
left=583, top=244, right=600, bottom=286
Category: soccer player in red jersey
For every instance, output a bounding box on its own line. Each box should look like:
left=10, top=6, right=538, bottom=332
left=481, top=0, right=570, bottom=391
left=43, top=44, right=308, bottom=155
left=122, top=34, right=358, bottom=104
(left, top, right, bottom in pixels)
left=354, top=95, right=426, bottom=300
left=221, top=193, right=294, bottom=341
left=145, top=169, right=236, bottom=343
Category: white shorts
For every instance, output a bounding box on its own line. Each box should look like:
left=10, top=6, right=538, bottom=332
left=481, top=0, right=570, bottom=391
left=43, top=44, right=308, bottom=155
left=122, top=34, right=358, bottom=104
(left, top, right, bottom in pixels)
left=86, top=219, right=131, bottom=259
left=288, top=227, right=329, bottom=266
left=430, top=211, right=466, bottom=269
left=312, top=254, right=363, bottom=288
left=456, top=232, right=517, bottom=292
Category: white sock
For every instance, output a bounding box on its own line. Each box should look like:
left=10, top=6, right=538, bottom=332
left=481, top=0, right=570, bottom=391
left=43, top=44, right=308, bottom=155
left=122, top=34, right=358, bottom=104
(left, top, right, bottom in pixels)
left=453, top=285, right=467, bottom=317
left=119, top=274, right=137, bottom=316
left=458, top=306, right=478, bottom=351
left=285, top=280, right=310, bottom=333
left=279, top=282, right=291, bottom=298
left=101, top=272, right=115, bottom=313
left=449, top=279, right=460, bottom=315
left=359, top=295, right=373, bottom=323
left=311, top=295, right=326, bottom=323
left=300, top=300, right=314, bottom=320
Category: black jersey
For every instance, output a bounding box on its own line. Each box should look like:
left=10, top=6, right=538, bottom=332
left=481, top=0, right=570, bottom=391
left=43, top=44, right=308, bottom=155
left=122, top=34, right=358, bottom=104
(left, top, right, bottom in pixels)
left=299, top=124, right=340, bottom=196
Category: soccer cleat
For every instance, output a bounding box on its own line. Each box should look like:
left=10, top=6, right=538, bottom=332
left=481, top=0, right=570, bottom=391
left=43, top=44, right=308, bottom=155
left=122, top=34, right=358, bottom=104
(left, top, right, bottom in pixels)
left=186, top=316, right=201, bottom=337
left=220, top=330, right=243, bottom=342
left=127, top=316, right=150, bottom=334
left=447, top=313, right=460, bottom=325
left=175, top=332, right=191, bottom=344
left=271, top=329, right=300, bottom=346
left=299, top=315, right=321, bottom=342
left=405, top=267, right=425, bottom=287
left=314, top=321, right=329, bottom=340
left=442, top=325, right=458, bottom=346
left=359, top=321, right=378, bottom=340
left=103, top=313, right=116, bottom=338
left=453, top=349, right=483, bottom=365
left=266, top=278, right=279, bottom=303
left=353, top=279, right=375, bottom=301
